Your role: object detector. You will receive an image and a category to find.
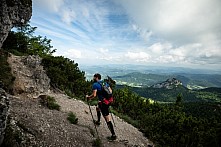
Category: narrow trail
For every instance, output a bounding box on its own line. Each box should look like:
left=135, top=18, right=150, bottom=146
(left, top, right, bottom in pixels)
left=49, top=92, right=152, bottom=146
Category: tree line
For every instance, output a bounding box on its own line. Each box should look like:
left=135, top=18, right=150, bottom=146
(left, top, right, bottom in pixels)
left=112, top=86, right=221, bottom=146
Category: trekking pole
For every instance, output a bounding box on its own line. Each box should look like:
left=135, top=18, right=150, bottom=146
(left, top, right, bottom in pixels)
left=109, top=106, right=116, bottom=127
left=88, top=100, right=100, bottom=139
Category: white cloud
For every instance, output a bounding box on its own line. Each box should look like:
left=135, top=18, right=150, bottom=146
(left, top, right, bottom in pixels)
left=117, top=0, right=221, bottom=44
left=32, top=0, right=221, bottom=69
left=96, top=48, right=109, bottom=54
left=132, top=24, right=152, bottom=41
left=148, top=42, right=172, bottom=55
left=125, top=51, right=151, bottom=62
left=63, top=49, right=82, bottom=59
left=115, top=0, right=221, bottom=66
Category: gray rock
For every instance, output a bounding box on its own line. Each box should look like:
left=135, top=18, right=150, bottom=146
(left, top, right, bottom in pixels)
left=0, top=88, right=10, bottom=145
left=0, top=0, right=32, bottom=48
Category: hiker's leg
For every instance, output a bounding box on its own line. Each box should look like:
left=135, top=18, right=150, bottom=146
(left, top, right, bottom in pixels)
left=101, top=104, right=116, bottom=136
left=107, top=120, right=116, bottom=136
left=104, top=115, right=111, bottom=122
left=96, top=106, right=101, bottom=122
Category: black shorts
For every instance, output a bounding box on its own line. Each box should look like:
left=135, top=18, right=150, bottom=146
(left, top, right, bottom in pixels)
left=98, top=102, right=110, bottom=116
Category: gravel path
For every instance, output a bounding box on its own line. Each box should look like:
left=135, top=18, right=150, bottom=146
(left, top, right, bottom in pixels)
left=9, top=93, right=153, bottom=147
left=49, top=92, right=152, bottom=147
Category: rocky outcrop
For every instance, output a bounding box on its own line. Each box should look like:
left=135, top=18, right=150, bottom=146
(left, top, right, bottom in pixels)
left=7, top=54, right=51, bottom=97
left=0, top=88, right=9, bottom=145
left=152, top=78, right=182, bottom=89
left=0, top=0, right=32, bottom=48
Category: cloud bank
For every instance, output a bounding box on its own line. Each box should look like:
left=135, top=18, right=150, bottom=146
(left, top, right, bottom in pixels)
left=31, top=0, right=221, bottom=70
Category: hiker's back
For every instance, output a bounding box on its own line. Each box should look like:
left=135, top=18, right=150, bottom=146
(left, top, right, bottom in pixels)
left=92, top=81, right=103, bottom=101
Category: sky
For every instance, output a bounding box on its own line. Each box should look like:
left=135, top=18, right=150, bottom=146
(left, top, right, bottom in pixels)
left=31, top=0, right=221, bottom=70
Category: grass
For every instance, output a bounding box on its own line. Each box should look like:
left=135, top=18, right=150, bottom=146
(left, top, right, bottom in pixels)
left=89, top=99, right=98, bottom=106
left=47, top=96, right=60, bottom=110
left=67, top=112, right=78, bottom=124
left=40, top=95, right=61, bottom=111
left=92, top=138, right=102, bottom=147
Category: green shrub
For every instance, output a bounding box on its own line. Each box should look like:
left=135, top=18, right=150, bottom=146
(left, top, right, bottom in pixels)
left=41, top=55, right=91, bottom=98
left=40, top=95, right=60, bottom=110
left=67, top=112, right=78, bottom=124
left=89, top=99, right=98, bottom=106
left=92, top=138, right=102, bottom=147
left=47, top=96, right=60, bottom=110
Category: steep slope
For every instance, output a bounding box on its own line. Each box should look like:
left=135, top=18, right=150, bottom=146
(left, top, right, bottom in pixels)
left=4, top=54, right=153, bottom=146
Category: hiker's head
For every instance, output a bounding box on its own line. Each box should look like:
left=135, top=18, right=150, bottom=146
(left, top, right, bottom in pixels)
left=93, top=73, right=101, bottom=82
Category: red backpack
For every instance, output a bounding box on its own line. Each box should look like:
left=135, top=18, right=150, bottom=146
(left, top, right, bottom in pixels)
left=98, top=82, right=114, bottom=105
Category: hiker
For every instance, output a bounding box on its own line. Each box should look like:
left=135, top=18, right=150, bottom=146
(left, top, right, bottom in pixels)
left=86, top=73, right=117, bottom=140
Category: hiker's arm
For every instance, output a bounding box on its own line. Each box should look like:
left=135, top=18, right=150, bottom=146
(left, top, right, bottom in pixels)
left=86, top=90, right=97, bottom=100
left=108, top=87, right=112, bottom=93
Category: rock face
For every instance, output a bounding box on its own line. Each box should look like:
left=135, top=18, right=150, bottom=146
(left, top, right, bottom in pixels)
left=0, top=88, right=9, bottom=145
left=152, top=78, right=182, bottom=89
left=0, top=0, right=32, bottom=48
left=8, top=54, right=51, bottom=97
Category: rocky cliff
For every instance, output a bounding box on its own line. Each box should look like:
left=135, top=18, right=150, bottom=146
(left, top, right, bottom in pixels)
left=0, top=88, right=9, bottom=145
left=0, top=0, right=32, bottom=48
left=0, top=0, right=32, bottom=145
left=7, top=54, right=51, bottom=97
left=151, top=78, right=182, bottom=89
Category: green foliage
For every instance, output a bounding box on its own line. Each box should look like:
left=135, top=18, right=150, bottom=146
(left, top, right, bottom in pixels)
left=2, top=23, right=56, bottom=57
left=114, top=72, right=221, bottom=88
left=40, top=96, right=60, bottom=110
left=113, top=87, right=221, bottom=146
left=89, top=99, right=98, bottom=106
left=132, top=86, right=221, bottom=102
left=92, top=138, right=102, bottom=147
left=0, top=49, right=15, bottom=93
left=67, top=112, right=78, bottom=124
left=41, top=55, right=91, bottom=97
left=47, top=96, right=60, bottom=110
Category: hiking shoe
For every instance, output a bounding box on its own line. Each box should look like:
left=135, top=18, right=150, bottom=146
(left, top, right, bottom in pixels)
left=107, top=135, right=117, bottom=140
left=93, top=120, right=101, bottom=126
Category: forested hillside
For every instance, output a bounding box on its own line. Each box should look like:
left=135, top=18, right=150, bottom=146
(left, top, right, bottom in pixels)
left=131, top=86, right=221, bottom=102
left=112, top=87, right=221, bottom=146
left=113, top=72, right=221, bottom=88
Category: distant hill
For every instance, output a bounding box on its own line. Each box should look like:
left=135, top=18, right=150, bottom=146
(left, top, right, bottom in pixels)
left=151, top=78, right=182, bottom=89
left=114, top=72, right=172, bottom=87
left=113, top=72, right=221, bottom=89
left=117, top=77, right=221, bottom=103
